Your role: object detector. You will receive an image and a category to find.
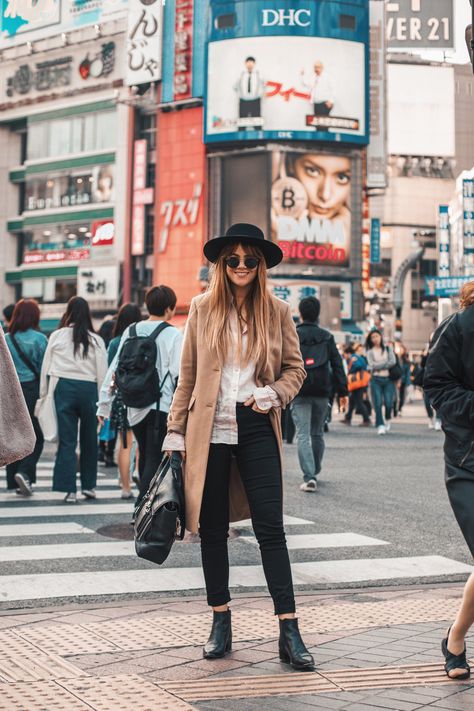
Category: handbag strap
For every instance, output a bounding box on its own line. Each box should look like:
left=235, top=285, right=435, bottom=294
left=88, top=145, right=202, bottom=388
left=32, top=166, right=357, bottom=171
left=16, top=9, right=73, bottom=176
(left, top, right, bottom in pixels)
left=9, top=333, right=40, bottom=380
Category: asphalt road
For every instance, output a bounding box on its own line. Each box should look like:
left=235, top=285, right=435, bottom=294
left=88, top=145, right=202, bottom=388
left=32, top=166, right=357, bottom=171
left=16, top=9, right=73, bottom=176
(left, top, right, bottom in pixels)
left=0, top=397, right=470, bottom=610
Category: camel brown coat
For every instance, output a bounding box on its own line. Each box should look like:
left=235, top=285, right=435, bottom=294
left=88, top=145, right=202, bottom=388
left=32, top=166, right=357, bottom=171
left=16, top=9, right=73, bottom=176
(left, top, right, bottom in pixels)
left=167, top=293, right=306, bottom=534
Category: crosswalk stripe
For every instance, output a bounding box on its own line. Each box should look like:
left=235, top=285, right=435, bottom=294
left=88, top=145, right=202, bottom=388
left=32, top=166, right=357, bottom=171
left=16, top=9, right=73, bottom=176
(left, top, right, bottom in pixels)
left=0, top=556, right=470, bottom=602
left=0, top=523, right=95, bottom=537
left=0, top=503, right=133, bottom=518
left=0, top=490, right=124, bottom=503
left=241, top=533, right=389, bottom=549
left=0, top=541, right=135, bottom=561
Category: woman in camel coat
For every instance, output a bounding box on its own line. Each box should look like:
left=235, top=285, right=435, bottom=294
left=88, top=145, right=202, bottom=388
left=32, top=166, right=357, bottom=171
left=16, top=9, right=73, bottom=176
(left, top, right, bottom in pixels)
left=163, top=223, right=314, bottom=671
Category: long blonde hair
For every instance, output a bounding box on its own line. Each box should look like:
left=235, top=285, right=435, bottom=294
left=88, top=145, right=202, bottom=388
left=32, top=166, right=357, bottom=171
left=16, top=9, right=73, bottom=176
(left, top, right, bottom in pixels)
left=203, top=242, right=271, bottom=375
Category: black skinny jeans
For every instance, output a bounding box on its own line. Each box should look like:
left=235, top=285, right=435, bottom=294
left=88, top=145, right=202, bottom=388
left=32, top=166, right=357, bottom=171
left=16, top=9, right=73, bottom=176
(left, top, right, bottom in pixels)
left=347, top=388, right=371, bottom=423
left=199, top=404, right=295, bottom=615
left=6, top=379, right=43, bottom=488
left=132, top=410, right=167, bottom=503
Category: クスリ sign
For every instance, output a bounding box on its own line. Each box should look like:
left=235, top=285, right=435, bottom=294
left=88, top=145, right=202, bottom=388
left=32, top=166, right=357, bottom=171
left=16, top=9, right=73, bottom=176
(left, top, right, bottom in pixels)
left=386, top=0, right=454, bottom=49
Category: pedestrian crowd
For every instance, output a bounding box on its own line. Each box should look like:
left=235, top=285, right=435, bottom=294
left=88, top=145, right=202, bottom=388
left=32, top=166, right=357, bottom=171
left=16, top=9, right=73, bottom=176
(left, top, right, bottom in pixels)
left=0, top=221, right=465, bottom=679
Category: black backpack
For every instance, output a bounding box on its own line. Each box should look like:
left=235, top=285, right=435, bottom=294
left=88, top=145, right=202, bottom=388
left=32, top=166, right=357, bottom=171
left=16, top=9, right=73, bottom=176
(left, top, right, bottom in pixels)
left=115, top=322, right=171, bottom=408
left=297, top=324, right=331, bottom=397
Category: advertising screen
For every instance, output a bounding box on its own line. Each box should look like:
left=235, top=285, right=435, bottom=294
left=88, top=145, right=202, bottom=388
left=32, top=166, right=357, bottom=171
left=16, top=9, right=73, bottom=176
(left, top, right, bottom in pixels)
left=206, top=35, right=366, bottom=145
left=0, top=0, right=127, bottom=48
left=271, top=150, right=352, bottom=268
left=388, top=63, right=455, bottom=157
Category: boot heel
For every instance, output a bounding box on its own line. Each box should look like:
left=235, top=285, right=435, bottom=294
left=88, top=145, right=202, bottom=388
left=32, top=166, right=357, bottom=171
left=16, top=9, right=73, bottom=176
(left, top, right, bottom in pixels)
left=279, top=650, right=290, bottom=663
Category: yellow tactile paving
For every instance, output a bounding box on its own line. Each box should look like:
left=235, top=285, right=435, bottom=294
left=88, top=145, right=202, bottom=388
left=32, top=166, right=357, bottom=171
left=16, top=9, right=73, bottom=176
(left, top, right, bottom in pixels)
left=0, top=652, right=85, bottom=683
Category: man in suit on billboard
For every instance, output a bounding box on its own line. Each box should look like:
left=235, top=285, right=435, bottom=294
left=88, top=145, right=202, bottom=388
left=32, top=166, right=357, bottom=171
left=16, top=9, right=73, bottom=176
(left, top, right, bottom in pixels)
left=233, top=56, right=265, bottom=123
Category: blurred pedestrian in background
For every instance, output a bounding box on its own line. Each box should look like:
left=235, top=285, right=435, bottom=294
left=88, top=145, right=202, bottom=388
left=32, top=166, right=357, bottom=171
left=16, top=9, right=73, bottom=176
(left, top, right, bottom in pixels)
left=4, top=299, right=47, bottom=495
left=97, top=317, right=116, bottom=349
left=396, top=345, right=412, bottom=416
left=99, top=286, right=182, bottom=507
left=416, top=343, right=442, bottom=431
left=2, top=303, right=15, bottom=332
left=343, top=343, right=371, bottom=427
left=106, top=302, right=142, bottom=499
left=40, top=296, right=107, bottom=503
left=0, top=325, right=36, bottom=475
left=291, top=296, right=348, bottom=493
left=366, top=329, right=396, bottom=436
left=424, top=281, right=474, bottom=681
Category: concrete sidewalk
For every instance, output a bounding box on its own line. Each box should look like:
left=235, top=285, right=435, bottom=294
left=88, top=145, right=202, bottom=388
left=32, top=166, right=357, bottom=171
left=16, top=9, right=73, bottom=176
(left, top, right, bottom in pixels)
left=0, top=585, right=473, bottom=710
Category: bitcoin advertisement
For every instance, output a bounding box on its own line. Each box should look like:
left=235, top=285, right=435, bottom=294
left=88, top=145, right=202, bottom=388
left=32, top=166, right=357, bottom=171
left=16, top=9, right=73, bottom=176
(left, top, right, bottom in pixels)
left=205, top=34, right=367, bottom=145
left=271, top=150, right=352, bottom=268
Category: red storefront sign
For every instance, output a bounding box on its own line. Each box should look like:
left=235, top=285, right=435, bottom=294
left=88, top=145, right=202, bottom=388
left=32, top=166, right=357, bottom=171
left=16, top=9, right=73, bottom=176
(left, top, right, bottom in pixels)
left=133, top=187, right=154, bottom=205
left=24, top=249, right=90, bottom=264
left=173, top=0, right=193, bottom=100
left=91, top=220, right=115, bottom=246
left=154, top=106, right=205, bottom=309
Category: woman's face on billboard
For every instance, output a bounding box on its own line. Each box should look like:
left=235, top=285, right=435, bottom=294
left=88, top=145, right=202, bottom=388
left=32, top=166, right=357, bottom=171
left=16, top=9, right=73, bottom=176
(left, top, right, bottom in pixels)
left=293, top=154, right=351, bottom=220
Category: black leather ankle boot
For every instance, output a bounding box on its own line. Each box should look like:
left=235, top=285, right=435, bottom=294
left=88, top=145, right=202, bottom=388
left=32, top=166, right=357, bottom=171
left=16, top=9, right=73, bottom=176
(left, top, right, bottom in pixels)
left=203, top=610, right=232, bottom=659
left=279, top=618, right=315, bottom=671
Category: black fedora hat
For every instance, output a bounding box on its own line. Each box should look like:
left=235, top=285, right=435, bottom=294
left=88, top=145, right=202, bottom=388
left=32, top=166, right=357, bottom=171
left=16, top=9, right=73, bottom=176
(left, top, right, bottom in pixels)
left=203, top=223, right=283, bottom=269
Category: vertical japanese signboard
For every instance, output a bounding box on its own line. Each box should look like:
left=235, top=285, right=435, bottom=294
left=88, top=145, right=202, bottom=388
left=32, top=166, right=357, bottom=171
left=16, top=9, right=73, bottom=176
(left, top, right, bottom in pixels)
left=463, top=179, right=474, bottom=275
left=173, top=0, right=194, bottom=100
left=126, top=0, right=163, bottom=86
left=370, top=218, right=381, bottom=264
left=131, top=140, right=148, bottom=256
left=367, top=0, right=387, bottom=189
left=437, top=205, right=450, bottom=276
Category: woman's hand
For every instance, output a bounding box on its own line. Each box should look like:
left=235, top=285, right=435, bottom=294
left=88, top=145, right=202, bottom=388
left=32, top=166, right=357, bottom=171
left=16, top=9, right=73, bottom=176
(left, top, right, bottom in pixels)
left=244, top=395, right=271, bottom=414
left=97, top=416, right=105, bottom=427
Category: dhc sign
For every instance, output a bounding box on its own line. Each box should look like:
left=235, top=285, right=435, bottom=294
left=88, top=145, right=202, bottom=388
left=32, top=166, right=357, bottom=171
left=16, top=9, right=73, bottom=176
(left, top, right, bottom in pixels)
left=261, top=9, right=311, bottom=27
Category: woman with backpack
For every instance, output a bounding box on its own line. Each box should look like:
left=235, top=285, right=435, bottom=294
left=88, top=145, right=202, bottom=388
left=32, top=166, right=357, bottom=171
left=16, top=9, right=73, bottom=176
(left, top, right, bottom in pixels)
left=40, top=297, right=107, bottom=503
left=105, top=303, right=143, bottom=497
left=365, top=329, right=396, bottom=436
left=98, top=287, right=183, bottom=506
left=4, top=299, right=47, bottom=495
left=163, top=223, right=314, bottom=671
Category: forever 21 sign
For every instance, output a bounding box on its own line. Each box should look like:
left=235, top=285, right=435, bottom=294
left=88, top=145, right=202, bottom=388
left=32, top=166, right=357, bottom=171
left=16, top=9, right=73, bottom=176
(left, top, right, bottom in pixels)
left=386, top=0, right=454, bottom=50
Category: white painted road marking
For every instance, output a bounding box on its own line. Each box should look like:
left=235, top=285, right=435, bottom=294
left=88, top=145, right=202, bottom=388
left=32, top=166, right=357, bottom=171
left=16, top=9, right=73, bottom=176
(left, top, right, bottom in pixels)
left=0, top=541, right=135, bottom=561
left=0, top=523, right=95, bottom=537
left=241, top=533, right=389, bottom=550
left=0, top=490, right=125, bottom=503
left=0, top=556, right=470, bottom=602
left=0, top=504, right=134, bottom=518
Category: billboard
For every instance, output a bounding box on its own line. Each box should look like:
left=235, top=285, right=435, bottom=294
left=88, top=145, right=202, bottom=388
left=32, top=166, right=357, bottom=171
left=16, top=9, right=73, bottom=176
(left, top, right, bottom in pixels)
left=387, top=63, right=455, bottom=157
left=386, top=0, right=454, bottom=50
left=437, top=205, right=450, bottom=276
left=270, top=277, right=352, bottom=320
left=1, top=0, right=127, bottom=48
left=271, top=150, right=352, bottom=268
left=205, top=0, right=369, bottom=146
left=367, top=0, right=387, bottom=189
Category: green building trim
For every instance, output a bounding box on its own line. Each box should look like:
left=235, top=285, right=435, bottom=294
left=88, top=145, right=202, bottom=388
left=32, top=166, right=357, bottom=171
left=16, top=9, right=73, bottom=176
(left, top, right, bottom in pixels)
left=6, top=265, right=78, bottom=283
left=9, top=168, right=26, bottom=183
left=27, top=100, right=116, bottom=124
left=22, top=206, right=113, bottom=227
left=24, top=152, right=115, bottom=176
left=7, top=219, right=23, bottom=232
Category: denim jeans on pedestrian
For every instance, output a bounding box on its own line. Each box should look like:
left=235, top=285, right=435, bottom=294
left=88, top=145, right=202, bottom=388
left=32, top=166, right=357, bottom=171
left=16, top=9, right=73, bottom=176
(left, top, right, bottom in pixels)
left=290, top=396, right=328, bottom=481
left=53, top=378, right=98, bottom=493
left=370, top=376, right=395, bottom=428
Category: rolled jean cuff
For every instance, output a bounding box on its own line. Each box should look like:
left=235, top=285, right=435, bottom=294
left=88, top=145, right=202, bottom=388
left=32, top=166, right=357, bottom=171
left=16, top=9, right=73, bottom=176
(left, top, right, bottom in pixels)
left=274, top=598, right=296, bottom=616
left=207, top=592, right=231, bottom=608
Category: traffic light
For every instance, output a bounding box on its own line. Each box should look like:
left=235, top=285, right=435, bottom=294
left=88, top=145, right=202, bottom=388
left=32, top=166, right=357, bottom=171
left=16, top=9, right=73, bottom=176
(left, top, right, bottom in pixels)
left=467, top=0, right=474, bottom=73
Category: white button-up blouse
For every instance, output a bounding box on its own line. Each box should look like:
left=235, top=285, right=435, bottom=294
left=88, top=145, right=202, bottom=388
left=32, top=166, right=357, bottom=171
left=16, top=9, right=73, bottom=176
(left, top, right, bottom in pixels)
left=163, top=311, right=280, bottom=450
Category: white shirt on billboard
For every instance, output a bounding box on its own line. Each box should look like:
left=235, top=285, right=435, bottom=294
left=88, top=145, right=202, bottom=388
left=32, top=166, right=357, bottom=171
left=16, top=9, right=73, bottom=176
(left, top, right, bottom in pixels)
left=233, top=71, right=264, bottom=100
left=301, top=71, right=334, bottom=104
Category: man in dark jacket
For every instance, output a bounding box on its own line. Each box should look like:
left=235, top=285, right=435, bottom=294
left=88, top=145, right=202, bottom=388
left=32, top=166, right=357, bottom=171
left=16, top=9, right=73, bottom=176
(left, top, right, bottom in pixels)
left=424, top=293, right=474, bottom=681
left=291, top=296, right=348, bottom=492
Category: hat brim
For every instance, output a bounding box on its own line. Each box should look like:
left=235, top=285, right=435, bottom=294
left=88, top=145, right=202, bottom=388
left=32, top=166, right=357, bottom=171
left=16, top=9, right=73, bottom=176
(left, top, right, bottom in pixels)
left=203, top=235, right=283, bottom=269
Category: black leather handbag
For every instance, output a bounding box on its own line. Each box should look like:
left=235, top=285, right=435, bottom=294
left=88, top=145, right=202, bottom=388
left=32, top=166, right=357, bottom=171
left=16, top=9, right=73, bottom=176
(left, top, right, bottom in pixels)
left=134, top=452, right=185, bottom=564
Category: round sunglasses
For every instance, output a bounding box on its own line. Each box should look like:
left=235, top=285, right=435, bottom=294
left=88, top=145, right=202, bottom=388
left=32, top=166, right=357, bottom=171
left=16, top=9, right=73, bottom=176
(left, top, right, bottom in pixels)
left=225, top=256, right=260, bottom=270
